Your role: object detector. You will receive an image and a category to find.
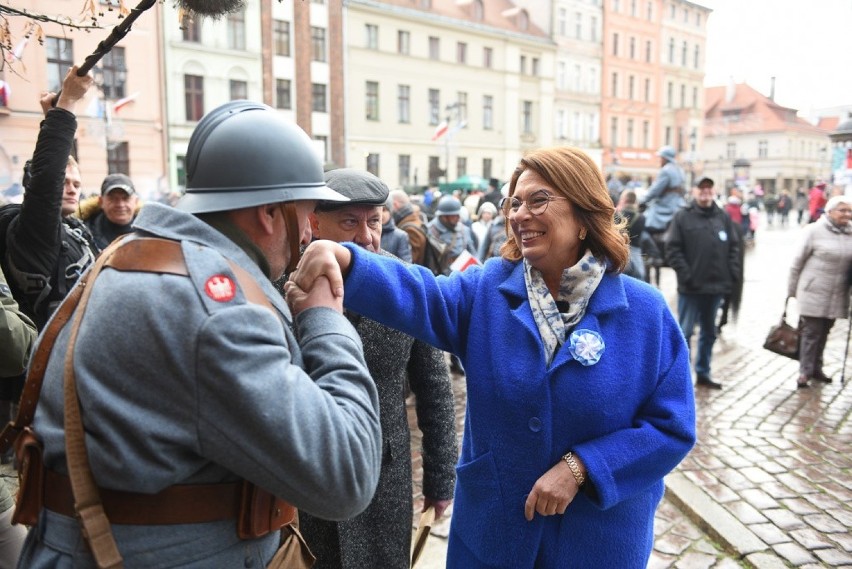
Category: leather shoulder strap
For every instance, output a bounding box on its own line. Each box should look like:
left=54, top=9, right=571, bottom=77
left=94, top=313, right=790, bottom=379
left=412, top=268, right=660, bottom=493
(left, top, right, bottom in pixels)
left=0, top=235, right=278, bottom=455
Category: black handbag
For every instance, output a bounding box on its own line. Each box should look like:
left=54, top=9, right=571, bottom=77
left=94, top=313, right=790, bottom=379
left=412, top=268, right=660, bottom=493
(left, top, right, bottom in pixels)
left=763, top=297, right=800, bottom=360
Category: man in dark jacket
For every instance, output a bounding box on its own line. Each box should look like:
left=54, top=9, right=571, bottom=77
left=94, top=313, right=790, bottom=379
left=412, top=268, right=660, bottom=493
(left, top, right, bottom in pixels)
left=3, top=68, right=98, bottom=330
left=80, top=173, right=139, bottom=250
left=0, top=67, right=98, bottom=444
left=302, top=168, right=457, bottom=569
left=666, top=177, right=742, bottom=389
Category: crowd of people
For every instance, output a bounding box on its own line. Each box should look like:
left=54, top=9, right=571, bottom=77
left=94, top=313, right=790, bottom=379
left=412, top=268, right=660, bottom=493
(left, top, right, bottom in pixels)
left=0, top=64, right=848, bottom=569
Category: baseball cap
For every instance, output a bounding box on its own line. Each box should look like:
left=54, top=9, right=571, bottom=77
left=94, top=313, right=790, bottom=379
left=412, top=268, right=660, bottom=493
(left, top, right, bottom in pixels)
left=101, top=173, right=136, bottom=196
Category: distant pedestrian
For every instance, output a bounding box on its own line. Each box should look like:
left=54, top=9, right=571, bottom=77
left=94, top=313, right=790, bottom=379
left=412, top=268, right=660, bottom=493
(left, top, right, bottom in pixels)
left=471, top=201, right=496, bottom=257
left=787, top=195, right=852, bottom=388
left=615, top=190, right=646, bottom=280
left=667, top=177, right=742, bottom=390
left=639, top=145, right=687, bottom=286
left=808, top=182, right=829, bottom=223
left=776, top=190, right=792, bottom=227
left=794, top=188, right=808, bottom=224
left=380, top=197, right=412, bottom=262
left=427, top=197, right=477, bottom=273
left=764, top=193, right=778, bottom=226
left=479, top=177, right=502, bottom=210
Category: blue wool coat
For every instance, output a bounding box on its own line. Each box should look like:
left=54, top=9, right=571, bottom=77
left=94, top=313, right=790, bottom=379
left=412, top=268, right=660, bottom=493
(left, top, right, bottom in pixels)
left=342, top=245, right=696, bottom=569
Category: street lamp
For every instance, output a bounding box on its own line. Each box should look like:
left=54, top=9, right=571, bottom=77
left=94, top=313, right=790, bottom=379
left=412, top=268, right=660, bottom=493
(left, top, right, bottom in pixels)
left=687, top=130, right=697, bottom=188
left=818, top=145, right=829, bottom=183
left=442, top=102, right=459, bottom=184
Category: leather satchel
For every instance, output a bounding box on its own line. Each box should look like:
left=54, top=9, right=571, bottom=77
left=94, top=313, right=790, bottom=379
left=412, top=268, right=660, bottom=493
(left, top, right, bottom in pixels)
left=763, top=297, right=800, bottom=360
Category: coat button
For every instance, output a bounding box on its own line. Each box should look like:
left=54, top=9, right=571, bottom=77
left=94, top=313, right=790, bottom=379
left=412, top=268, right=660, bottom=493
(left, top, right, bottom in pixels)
left=528, top=417, right=542, bottom=432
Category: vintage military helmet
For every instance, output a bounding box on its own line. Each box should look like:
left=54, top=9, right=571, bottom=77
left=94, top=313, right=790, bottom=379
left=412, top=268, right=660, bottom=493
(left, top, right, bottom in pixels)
left=177, top=100, right=347, bottom=272
left=656, top=145, right=677, bottom=162
left=177, top=100, right=346, bottom=214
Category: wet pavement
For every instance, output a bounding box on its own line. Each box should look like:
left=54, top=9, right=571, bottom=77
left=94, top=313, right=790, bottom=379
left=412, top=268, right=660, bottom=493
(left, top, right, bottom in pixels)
left=409, top=219, right=852, bottom=568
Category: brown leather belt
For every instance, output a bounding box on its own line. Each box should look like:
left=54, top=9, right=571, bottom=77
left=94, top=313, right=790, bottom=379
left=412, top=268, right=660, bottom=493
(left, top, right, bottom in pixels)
left=43, top=469, right=242, bottom=525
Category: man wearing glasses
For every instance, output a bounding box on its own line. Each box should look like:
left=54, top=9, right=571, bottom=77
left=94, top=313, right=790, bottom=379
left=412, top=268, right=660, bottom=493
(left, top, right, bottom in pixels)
left=666, top=177, right=742, bottom=390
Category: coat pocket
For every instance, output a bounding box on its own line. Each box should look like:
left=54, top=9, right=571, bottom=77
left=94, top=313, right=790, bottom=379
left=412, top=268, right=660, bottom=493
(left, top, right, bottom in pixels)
left=450, top=451, right=516, bottom=567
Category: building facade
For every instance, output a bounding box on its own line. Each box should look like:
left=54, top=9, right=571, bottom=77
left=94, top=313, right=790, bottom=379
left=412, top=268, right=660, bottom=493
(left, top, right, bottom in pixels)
left=343, top=0, right=554, bottom=190
left=543, top=0, right=604, bottom=165
left=0, top=0, right=166, bottom=199
left=160, top=0, right=264, bottom=195
left=704, top=82, right=831, bottom=194
left=600, top=0, right=663, bottom=180
left=659, top=0, right=711, bottom=187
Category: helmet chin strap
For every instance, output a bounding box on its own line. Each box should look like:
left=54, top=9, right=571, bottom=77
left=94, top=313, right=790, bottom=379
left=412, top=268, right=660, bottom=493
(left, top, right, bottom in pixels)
left=282, top=203, right=302, bottom=274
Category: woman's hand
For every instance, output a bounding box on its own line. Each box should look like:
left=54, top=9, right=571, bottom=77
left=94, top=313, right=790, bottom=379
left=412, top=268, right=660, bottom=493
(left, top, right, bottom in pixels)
left=287, top=240, right=352, bottom=298
left=524, top=460, right=582, bottom=521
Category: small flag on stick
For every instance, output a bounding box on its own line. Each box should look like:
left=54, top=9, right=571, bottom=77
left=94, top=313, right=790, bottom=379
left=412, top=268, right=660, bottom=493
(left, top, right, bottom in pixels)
left=450, top=250, right=480, bottom=272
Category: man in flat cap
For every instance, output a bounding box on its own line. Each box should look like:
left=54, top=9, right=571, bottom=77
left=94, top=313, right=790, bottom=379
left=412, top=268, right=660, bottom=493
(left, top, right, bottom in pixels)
left=296, top=168, right=458, bottom=569
left=80, top=173, right=140, bottom=250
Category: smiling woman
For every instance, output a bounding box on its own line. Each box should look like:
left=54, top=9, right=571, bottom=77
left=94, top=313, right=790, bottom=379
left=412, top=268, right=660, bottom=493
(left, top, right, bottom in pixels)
left=290, top=145, right=697, bottom=569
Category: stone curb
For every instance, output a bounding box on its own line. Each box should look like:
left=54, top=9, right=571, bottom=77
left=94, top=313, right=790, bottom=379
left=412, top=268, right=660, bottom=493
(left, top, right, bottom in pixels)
left=662, top=343, right=789, bottom=569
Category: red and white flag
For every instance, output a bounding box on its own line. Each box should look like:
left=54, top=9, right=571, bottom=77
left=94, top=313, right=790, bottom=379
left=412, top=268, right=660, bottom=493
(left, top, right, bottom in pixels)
left=112, top=92, right=138, bottom=113
left=431, top=120, right=449, bottom=141
left=5, top=36, right=29, bottom=63
left=450, top=250, right=480, bottom=272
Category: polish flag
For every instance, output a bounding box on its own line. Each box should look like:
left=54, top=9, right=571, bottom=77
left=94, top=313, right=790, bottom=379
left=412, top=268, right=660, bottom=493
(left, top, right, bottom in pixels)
left=112, top=92, right=138, bottom=113
left=4, top=36, right=29, bottom=63
left=431, top=120, right=449, bottom=141
left=450, top=250, right=480, bottom=272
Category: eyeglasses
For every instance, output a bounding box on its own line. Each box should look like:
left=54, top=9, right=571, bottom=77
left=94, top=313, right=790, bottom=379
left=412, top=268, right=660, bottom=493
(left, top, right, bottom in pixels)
left=499, top=190, right=568, bottom=216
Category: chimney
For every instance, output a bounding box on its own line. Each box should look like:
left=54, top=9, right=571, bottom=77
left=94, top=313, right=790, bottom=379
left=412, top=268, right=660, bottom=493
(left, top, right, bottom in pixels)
left=725, top=76, right=736, bottom=103
left=769, top=77, right=775, bottom=101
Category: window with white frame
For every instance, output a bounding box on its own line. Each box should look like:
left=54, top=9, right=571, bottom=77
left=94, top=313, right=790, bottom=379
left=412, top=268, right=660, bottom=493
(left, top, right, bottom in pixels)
left=398, top=84, right=410, bottom=123
left=428, top=89, right=440, bottom=124
left=522, top=101, right=533, bottom=134
left=365, top=24, right=378, bottom=50
left=366, top=81, right=379, bottom=120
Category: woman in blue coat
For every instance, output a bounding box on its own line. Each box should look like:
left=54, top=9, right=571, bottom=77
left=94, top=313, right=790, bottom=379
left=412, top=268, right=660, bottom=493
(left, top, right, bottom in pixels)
left=288, top=146, right=696, bottom=568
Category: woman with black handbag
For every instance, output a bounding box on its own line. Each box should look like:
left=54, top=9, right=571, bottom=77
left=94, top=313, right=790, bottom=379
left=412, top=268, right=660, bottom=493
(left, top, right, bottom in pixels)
left=788, top=195, right=852, bottom=388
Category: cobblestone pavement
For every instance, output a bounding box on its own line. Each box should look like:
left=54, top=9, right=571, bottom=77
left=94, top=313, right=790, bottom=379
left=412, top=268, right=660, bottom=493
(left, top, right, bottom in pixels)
left=409, top=219, right=852, bottom=568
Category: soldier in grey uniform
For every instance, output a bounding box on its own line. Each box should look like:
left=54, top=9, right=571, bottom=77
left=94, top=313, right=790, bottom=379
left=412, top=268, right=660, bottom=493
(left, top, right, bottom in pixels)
left=638, top=145, right=687, bottom=286
left=17, top=101, right=383, bottom=568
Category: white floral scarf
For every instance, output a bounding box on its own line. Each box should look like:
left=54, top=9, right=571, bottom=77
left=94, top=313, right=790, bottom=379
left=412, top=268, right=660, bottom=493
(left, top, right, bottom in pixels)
left=524, top=251, right=605, bottom=364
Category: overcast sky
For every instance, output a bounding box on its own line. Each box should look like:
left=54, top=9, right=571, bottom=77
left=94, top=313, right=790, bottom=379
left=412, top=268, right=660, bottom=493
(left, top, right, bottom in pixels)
left=701, top=0, right=851, bottom=116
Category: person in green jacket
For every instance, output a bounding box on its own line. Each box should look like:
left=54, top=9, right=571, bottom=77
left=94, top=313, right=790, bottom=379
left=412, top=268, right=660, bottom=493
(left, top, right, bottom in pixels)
left=0, top=264, right=35, bottom=568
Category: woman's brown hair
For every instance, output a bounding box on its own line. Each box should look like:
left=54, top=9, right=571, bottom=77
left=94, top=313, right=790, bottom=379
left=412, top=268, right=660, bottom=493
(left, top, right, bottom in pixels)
left=500, top=146, right=629, bottom=273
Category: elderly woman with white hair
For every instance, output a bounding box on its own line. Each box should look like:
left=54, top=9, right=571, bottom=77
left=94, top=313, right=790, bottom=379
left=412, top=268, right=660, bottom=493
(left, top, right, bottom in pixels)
left=788, top=194, right=852, bottom=388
